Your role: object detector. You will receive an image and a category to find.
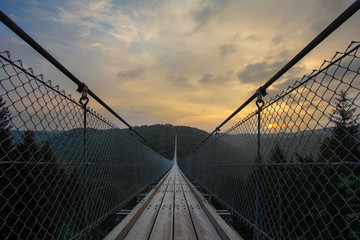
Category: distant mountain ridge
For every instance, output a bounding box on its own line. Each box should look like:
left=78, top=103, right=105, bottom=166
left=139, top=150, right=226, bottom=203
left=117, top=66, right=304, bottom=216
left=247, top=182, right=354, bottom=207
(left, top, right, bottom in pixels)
left=9, top=125, right=210, bottom=160
left=10, top=125, right=342, bottom=162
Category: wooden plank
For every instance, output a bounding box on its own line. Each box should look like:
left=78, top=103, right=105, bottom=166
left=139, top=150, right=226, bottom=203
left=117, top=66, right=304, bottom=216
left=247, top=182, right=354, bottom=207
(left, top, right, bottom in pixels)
left=173, top=169, right=197, bottom=240
left=123, top=172, right=172, bottom=240
left=149, top=170, right=175, bottom=240
left=104, top=170, right=171, bottom=240
left=180, top=175, right=222, bottom=240
left=181, top=170, right=243, bottom=240
left=106, top=160, right=243, bottom=240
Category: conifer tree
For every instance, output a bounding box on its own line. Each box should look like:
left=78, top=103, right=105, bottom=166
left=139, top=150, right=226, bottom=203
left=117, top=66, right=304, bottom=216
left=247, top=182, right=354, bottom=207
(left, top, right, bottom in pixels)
left=0, top=97, right=17, bottom=238
left=318, top=90, right=359, bottom=238
left=0, top=96, right=13, bottom=159
left=0, top=97, right=83, bottom=238
left=321, top=90, right=360, bottom=163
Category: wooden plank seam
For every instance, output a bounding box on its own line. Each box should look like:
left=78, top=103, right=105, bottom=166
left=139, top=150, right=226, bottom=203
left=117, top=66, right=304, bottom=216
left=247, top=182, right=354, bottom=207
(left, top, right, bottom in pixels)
left=180, top=171, right=244, bottom=240
left=104, top=170, right=172, bottom=240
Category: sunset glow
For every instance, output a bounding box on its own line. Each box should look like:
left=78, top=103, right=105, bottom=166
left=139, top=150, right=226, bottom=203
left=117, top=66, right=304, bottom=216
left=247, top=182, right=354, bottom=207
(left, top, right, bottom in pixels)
left=1, top=0, right=359, bottom=132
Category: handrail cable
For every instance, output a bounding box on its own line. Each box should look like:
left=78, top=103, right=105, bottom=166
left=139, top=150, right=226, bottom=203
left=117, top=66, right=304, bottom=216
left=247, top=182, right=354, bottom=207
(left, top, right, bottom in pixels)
left=186, top=0, right=360, bottom=156
left=0, top=10, right=159, bottom=152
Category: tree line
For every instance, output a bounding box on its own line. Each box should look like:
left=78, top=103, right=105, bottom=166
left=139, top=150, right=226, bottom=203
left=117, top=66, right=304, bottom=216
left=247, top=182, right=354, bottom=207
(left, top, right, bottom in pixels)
left=223, top=91, right=360, bottom=239
left=0, top=96, right=85, bottom=239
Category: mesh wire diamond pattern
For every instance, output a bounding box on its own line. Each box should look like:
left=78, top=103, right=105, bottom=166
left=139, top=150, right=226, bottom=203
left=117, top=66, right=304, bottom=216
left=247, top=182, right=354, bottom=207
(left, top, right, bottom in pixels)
left=179, top=41, right=360, bottom=239
left=0, top=51, right=171, bottom=239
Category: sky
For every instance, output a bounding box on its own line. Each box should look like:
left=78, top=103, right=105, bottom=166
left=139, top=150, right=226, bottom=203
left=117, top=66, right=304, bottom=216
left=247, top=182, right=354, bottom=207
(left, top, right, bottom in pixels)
left=0, top=0, right=359, bottom=132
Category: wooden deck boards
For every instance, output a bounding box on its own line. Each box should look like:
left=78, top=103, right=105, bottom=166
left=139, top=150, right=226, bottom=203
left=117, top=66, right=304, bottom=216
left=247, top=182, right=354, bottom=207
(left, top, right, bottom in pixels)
left=105, top=161, right=242, bottom=240
left=180, top=176, right=221, bottom=240
left=123, top=180, right=170, bottom=240
left=174, top=171, right=197, bottom=240
left=149, top=171, right=175, bottom=240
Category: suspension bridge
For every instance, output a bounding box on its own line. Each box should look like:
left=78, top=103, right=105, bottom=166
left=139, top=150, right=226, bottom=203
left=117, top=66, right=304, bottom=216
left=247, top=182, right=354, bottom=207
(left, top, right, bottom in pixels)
left=105, top=137, right=241, bottom=240
left=1, top=2, right=360, bottom=239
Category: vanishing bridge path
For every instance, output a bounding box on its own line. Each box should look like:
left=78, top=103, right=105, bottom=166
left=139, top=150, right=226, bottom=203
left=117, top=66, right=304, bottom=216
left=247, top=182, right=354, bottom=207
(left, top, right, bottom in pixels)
left=1, top=3, right=360, bottom=240
left=105, top=137, right=242, bottom=240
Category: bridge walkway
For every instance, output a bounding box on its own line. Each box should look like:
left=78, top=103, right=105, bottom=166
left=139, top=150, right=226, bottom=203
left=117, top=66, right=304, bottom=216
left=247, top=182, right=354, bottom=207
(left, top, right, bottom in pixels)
left=105, top=154, right=242, bottom=239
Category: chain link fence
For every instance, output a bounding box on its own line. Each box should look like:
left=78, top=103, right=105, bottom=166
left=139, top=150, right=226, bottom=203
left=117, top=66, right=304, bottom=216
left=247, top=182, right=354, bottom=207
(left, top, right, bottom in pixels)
left=179, top=41, right=360, bottom=239
left=0, top=51, right=172, bottom=239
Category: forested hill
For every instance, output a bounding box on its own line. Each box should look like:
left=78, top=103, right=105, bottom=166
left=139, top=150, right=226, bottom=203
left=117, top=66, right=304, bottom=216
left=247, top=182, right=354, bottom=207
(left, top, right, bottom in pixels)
left=131, top=124, right=209, bottom=160
left=10, top=124, right=210, bottom=160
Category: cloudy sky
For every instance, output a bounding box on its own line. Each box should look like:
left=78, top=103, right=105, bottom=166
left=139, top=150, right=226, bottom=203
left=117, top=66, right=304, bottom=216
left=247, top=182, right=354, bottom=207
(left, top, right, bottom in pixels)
left=1, top=0, right=359, bottom=131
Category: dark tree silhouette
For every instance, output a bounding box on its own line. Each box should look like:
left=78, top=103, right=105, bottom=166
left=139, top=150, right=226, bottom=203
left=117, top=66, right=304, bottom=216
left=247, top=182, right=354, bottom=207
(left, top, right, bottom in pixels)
left=318, top=90, right=360, bottom=239
left=0, top=96, right=13, bottom=160
left=265, top=142, right=288, bottom=239
left=0, top=97, right=84, bottom=239
left=321, top=90, right=360, bottom=163
left=0, top=97, right=17, bottom=238
left=276, top=90, right=360, bottom=239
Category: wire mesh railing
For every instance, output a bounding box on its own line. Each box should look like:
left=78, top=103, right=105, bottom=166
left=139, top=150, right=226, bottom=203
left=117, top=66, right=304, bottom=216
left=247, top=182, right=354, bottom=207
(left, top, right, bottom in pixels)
left=0, top=51, right=172, bottom=239
left=179, top=41, right=360, bottom=239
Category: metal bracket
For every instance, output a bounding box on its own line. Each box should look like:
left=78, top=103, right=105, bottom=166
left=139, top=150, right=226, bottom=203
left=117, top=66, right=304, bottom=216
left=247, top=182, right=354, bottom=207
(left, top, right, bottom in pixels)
left=77, top=82, right=89, bottom=108
left=215, top=128, right=220, bottom=139
left=256, top=87, right=266, bottom=109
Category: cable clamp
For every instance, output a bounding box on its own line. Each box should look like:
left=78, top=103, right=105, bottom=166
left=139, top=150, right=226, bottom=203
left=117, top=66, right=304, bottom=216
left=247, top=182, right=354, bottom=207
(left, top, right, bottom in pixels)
left=77, top=82, right=89, bottom=108
left=256, top=87, right=266, bottom=109
left=215, top=128, right=220, bottom=139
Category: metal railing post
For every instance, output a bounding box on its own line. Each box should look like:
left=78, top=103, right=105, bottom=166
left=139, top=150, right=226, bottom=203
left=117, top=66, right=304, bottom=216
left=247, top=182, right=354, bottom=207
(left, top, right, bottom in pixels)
left=79, top=85, right=89, bottom=239
left=254, top=89, right=265, bottom=240
left=131, top=140, right=138, bottom=187
left=210, top=130, right=219, bottom=202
